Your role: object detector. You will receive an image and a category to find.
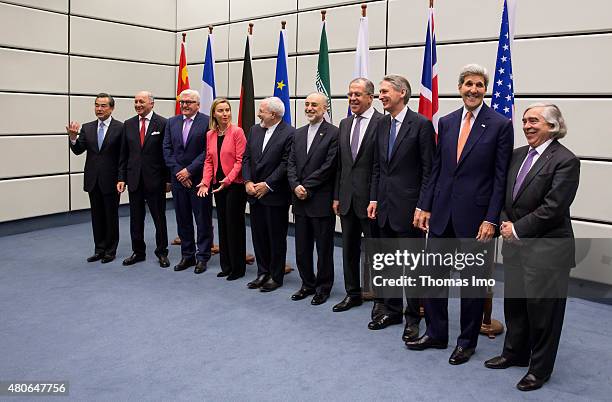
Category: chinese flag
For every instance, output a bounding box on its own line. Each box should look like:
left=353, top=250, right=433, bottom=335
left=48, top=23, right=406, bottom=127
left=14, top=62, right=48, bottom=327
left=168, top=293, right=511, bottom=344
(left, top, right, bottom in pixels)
left=176, top=41, right=190, bottom=115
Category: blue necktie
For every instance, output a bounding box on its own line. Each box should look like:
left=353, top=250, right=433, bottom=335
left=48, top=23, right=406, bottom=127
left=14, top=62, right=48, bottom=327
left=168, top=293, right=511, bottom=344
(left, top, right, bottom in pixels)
left=387, top=118, right=397, bottom=160
left=97, top=122, right=105, bottom=150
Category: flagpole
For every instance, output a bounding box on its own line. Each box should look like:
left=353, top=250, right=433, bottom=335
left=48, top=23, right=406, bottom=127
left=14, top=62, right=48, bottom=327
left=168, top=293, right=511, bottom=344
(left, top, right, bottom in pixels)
left=248, top=22, right=253, bottom=35
left=361, top=3, right=367, bottom=17
left=321, top=10, right=326, bottom=21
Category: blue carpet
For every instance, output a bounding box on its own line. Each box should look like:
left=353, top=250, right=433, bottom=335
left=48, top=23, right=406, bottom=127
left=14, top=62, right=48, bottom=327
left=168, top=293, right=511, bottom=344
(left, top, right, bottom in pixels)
left=1, top=212, right=611, bottom=401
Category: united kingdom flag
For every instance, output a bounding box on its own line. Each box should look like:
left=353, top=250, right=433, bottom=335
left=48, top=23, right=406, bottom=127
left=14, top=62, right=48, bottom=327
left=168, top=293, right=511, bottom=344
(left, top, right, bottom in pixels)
left=492, top=0, right=516, bottom=120
left=418, top=6, right=439, bottom=134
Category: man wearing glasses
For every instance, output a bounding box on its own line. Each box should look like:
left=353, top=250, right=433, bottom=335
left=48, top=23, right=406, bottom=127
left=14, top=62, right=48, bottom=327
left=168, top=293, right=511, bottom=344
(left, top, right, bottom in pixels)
left=163, top=89, right=212, bottom=274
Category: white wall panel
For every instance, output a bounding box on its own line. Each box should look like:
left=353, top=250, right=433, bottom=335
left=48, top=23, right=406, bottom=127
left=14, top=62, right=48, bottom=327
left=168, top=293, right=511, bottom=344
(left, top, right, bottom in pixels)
left=69, top=173, right=129, bottom=210
left=228, top=14, right=297, bottom=59
left=295, top=50, right=385, bottom=97
left=572, top=161, right=612, bottom=223
left=70, top=0, right=176, bottom=30
left=0, top=93, right=68, bottom=135
left=0, top=3, right=67, bottom=52
left=572, top=221, right=612, bottom=285
left=297, top=1, right=386, bottom=52
left=70, top=57, right=175, bottom=98
left=0, top=136, right=68, bottom=179
left=186, top=62, right=229, bottom=98
left=0, top=175, right=69, bottom=222
left=179, top=25, right=230, bottom=64
left=228, top=57, right=297, bottom=98
left=299, top=0, right=363, bottom=10
left=230, top=0, right=297, bottom=21
left=70, top=16, right=175, bottom=64
left=1, top=0, right=67, bottom=13
left=0, top=48, right=68, bottom=93
left=177, top=0, right=229, bottom=30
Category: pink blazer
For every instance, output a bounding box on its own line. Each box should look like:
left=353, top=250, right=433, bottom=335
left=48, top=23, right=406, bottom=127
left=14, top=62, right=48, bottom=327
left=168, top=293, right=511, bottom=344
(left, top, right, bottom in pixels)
left=202, top=124, right=246, bottom=187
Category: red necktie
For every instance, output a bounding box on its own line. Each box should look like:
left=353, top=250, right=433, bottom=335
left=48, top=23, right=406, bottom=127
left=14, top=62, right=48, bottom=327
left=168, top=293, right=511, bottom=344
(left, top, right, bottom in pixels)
left=139, top=117, right=146, bottom=146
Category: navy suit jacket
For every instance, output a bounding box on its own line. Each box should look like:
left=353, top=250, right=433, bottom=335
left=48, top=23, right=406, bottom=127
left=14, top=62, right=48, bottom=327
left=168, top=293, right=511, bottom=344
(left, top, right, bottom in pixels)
left=370, top=108, right=436, bottom=233
left=118, top=112, right=169, bottom=193
left=421, top=103, right=514, bottom=237
left=69, top=117, right=124, bottom=194
left=287, top=120, right=339, bottom=217
left=242, top=121, right=295, bottom=207
left=162, top=112, right=209, bottom=185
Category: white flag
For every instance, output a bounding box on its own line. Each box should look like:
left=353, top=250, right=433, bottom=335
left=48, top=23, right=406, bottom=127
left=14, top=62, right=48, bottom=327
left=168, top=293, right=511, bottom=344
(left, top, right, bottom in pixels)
left=353, top=16, right=369, bottom=79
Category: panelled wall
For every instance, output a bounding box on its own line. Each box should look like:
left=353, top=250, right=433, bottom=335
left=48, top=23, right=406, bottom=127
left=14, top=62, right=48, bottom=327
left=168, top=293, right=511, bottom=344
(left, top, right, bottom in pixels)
left=1, top=1, right=611, bottom=282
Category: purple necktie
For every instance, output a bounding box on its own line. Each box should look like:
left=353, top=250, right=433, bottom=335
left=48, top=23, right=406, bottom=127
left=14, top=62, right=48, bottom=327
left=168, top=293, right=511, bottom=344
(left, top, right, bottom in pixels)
left=350, top=115, right=363, bottom=159
left=182, top=118, right=192, bottom=145
left=513, top=148, right=538, bottom=200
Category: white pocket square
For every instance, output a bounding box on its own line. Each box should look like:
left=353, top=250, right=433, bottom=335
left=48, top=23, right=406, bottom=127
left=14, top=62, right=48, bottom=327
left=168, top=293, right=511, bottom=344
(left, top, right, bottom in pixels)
left=151, top=131, right=161, bottom=135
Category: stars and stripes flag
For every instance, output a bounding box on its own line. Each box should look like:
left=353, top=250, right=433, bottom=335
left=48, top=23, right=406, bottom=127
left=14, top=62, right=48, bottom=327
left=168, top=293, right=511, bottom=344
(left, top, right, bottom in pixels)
left=492, top=0, right=517, bottom=121
left=199, top=32, right=216, bottom=116
left=418, top=5, right=439, bottom=133
left=349, top=14, right=369, bottom=116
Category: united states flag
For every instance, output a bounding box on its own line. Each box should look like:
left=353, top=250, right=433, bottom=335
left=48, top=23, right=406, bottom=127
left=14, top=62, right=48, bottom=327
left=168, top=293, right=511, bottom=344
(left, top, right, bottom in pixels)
left=492, top=0, right=516, bottom=120
left=418, top=6, right=439, bottom=133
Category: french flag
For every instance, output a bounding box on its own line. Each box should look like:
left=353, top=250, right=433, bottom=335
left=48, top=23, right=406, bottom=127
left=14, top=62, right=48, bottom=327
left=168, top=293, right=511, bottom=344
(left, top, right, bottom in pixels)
left=200, top=32, right=216, bottom=116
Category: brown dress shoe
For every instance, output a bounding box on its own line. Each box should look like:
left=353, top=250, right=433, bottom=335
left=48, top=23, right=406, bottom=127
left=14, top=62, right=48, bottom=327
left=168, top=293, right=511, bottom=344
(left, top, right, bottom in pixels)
left=171, top=237, right=181, bottom=245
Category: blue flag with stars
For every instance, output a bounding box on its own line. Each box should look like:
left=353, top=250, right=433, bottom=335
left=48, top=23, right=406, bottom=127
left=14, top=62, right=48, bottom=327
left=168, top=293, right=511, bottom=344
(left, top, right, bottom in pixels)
left=492, top=0, right=514, bottom=120
left=273, top=29, right=291, bottom=124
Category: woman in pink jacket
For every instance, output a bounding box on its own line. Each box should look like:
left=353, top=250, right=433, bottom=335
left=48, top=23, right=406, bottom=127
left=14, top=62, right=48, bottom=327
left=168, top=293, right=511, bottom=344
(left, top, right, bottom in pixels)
left=197, top=98, right=247, bottom=280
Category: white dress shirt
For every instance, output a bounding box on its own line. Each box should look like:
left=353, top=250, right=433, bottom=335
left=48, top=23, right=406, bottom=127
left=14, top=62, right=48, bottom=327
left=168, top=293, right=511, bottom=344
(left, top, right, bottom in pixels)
left=306, top=120, right=323, bottom=154
left=350, top=105, right=375, bottom=153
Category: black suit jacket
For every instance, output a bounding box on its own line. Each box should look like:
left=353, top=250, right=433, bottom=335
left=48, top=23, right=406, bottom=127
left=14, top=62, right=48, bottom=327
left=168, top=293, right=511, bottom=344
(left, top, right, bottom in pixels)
left=287, top=120, right=339, bottom=217
left=242, top=121, right=295, bottom=207
left=370, top=108, right=435, bottom=233
left=118, top=112, right=169, bottom=193
left=70, top=117, right=124, bottom=194
left=334, top=109, right=383, bottom=219
left=162, top=112, right=209, bottom=185
left=501, top=140, right=580, bottom=269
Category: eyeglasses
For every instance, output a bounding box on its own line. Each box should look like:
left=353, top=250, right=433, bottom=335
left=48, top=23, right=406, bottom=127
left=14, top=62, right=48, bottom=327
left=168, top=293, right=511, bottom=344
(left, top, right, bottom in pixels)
left=179, top=100, right=197, bottom=105
left=347, top=92, right=368, bottom=98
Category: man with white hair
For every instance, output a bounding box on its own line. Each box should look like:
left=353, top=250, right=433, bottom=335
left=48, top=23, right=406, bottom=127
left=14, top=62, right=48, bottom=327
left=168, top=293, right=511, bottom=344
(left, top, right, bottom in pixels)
left=287, top=92, right=339, bottom=305
left=412, top=64, right=514, bottom=365
left=163, top=89, right=212, bottom=274
left=243, top=97, right=295, bottom=292
left=485, top=103, right=580, bottom=391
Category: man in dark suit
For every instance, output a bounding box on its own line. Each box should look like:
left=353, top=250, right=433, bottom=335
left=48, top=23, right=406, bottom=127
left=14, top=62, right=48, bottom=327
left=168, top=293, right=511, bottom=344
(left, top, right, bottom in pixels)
left=411, top=64, right=514, bottom=366
left=287, top=92, right=339, bottom=305
left=162, top=89, right=211, bottom=274
left=332, top=78, right=384, bottom=315
left=243, top=97, right=295, bottom=292
left=117, top=91, right=170, bottom=268
left=367, top=75, right=435, bottom=342
left=485, top=103, right=580, bottom=391
left=67, top=93, right=123, bottom=263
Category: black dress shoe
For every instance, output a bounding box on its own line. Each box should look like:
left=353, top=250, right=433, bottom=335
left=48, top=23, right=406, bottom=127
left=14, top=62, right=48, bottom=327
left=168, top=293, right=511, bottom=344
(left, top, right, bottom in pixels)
left=217, top=271, right=230, bottom=278
left=484, top=355, right=530, bottom=369
left=101, top=255, right=115, bottom=264
left=402, top=323, right=420, bottom=342
left=158, top=255, right=170, bottom=268
left=226, top=273, right=245, bottom=281
left=194, top=261, right=207, bottom=274
left=311, top=293, right=329, bottom=305
left=406, top=335, right=448, bottom=350
left=247, top=274, right=269, bottom=289
left=122, top=253, right=146, bottom=266
left=87, top=253, right=104, bottom=262
left=174, top=257, right=196, bottom=271
left=371, top=301, right=386, bottom=320
left=449, top=346, right=475, bottom=365
left=332, top=295, right=363, bottom=312
left=368, top=314, right=402, bottom=330
left=516, top=373, right=550, bottom=392
left=291, top=287, right=315, bottom=301
left=260, top=278, right=281, bottom=292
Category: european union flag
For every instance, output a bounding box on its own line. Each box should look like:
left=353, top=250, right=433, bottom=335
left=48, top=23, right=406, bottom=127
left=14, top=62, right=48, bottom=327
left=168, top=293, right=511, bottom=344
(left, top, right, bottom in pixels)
left=273, top=30, right=291, bottom=124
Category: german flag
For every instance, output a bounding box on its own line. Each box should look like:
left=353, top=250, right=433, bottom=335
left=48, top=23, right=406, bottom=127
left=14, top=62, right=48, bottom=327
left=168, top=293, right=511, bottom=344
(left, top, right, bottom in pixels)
left=238, top=32, right=255, bottom=131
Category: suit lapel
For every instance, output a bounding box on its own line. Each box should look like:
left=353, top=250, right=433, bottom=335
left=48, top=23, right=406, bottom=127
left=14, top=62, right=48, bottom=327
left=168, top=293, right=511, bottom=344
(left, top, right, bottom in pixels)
left=507, top=147, right=528, bottom=204
left=343, top=115, right=355, bottom=163
left=305, top=121, right=326, bottom=163
left=142, top=113, right=157, bottom=148
left=354, top=111, right=381, bottom=163
left=99, top=119, right=116, bottom=152
left=513, top=141, right=558, bottom=203
left=447, top=109, right=462, bottom=170
left=260, top=122, right=283, bottom=160
left=183, top=113, right=198, bottom=148
left=380, top=115, right=391, bottom=165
